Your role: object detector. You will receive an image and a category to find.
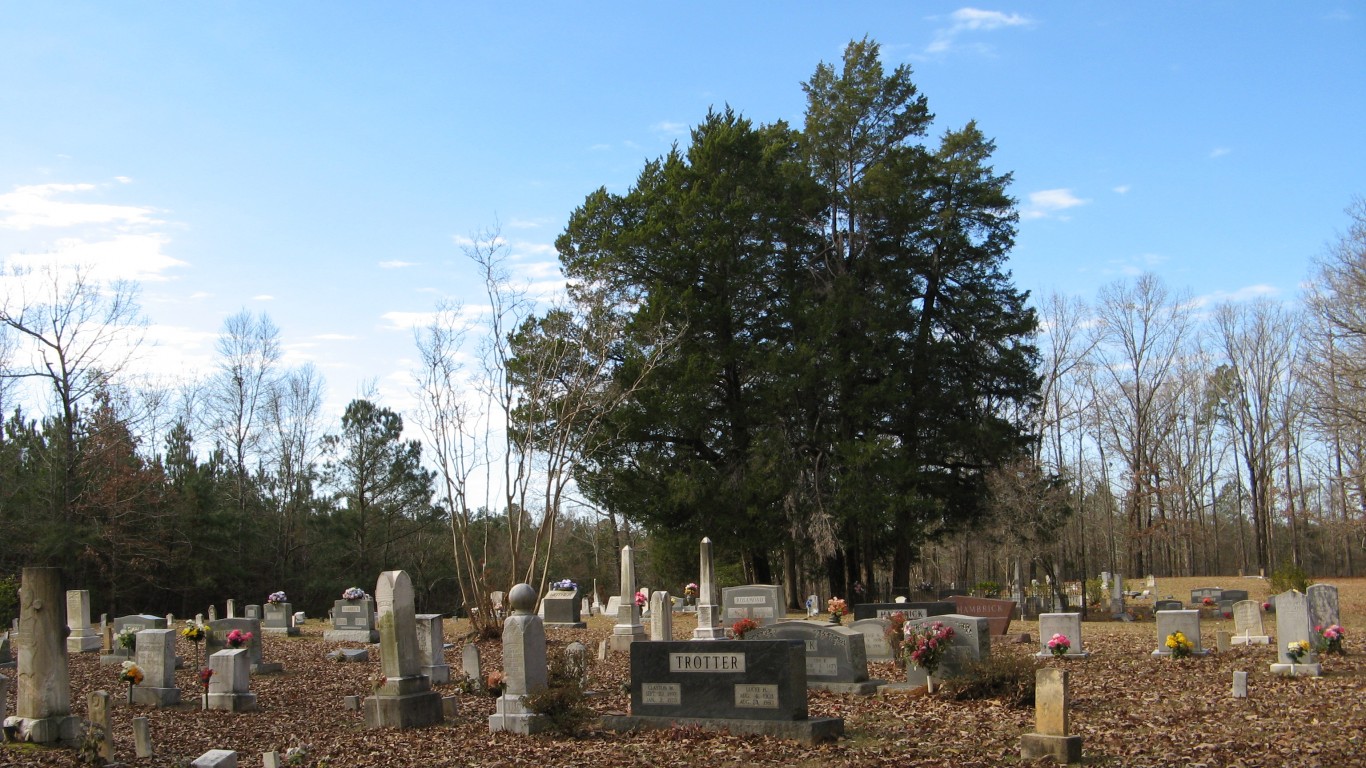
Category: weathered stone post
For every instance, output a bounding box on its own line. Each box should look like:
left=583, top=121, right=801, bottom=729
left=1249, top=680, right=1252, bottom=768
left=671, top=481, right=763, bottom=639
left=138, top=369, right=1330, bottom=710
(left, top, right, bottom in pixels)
left=66, top=590, right=101, bottom=653
left=14, top=567, right=80, bottom=744
left=649, top=591, right=672, bottom=641
left=609, top=546, right=647, bottom=651
left=363, top=570, right=443, bottom=728
left=488, top=583, right=550, bottom=735
left=1020, top=668, right=1083, bottom=763
left=87, top=690, right=114, bottom=763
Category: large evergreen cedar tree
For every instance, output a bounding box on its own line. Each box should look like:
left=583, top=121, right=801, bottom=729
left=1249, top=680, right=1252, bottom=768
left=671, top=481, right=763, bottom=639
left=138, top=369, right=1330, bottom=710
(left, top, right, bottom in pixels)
left=548, top=40, right=1040, bottom=598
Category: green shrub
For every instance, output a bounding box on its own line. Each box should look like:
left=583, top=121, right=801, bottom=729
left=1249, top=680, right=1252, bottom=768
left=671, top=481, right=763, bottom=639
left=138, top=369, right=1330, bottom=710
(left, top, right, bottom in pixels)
left=523, top=648, right=594, bottom=737
left=974, top=581, right=1002, bottom=597
left=939, top=653, right=1037, bottom=707
left=1085, top=578, right=1103, bottom=606
left=1270, top=561, right=1312, bottom=594
left=0, top=574, right=18, bottom=630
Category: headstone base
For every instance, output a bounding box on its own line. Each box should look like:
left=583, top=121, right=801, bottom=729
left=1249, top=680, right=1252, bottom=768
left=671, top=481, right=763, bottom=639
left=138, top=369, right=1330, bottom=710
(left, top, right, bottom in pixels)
left=261, top=626, right=300, bottom=637
left=543, top=621, right=587, bottom=629
left=422, top=664, right=451, bottom=685
left=328, top=648, right=370, bottom=663
left=1231, top=635, right=1271, bottom=645
left=608, top=627, right=646, bottom=652
left=6, top=715, right=84, bottom=745
left=99, top=650, right=134, bottom=666
left=206, top=692, right=258, bottom=712
left=190, top=749, right=238, bottom=767
left=131, top=686, right=182, bottom=707
left=691, top=625, right=728, bottom=640
left=323, top=629, right=380, bottom=643
left=1020, top=733, right=1083, bottom=763
left=67, top=635, right=102, bottom=653
left=363, top=689, right=444, bottom=729
left=488, top=695, right=551, bottom=735
left=252, top=662, right=284, bottom=675
left=1034, top=651, right=1090, bottom=660
left=810, top=679, right=884, bottom=696
left=1150, top=649, right=1211, bottom=658
left=1270, top=662, right=1321, bottom=677
left=602, top=714, right=843, bottom=746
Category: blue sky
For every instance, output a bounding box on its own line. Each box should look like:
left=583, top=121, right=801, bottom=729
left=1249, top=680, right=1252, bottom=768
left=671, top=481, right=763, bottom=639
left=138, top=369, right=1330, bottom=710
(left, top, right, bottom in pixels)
left=2, top=2, right=1363, bottom=422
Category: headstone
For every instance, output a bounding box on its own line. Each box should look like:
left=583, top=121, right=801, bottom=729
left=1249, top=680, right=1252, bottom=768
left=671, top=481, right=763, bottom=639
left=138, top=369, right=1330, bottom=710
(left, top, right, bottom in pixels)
left=1270, top=590, right=1321, bottom=676
left=852, top=601, right=954, bottom=621
left=744, top=620, right=881, bottom=694
left=262, top=602, right=298, bottom=636
left=564, top=641, right=590, bottom=690
left=692, top=537, right=727, bottom=640
left=650, top=591, right=673, bottom=642
left=327, top=648, right=369, bottom=663
left=226, top=600, right=237, bottom=619
left=88, top=690, right=114, bottom=763
left=244, top=605, right=261, bottom=621
left=1231, top=600, right=1271, bottom=645
left=207, top=605, right=217, bottom=622
left=1306, top=584, right=1340, bottom=629
left=12, top=567, right=81, bottom=744
left=722, top=585, right=785, bottom=628
left=292, top=611, right=306, bottom=627
left=191, top=749, right=238, bottom=768
left=1035, top=613, right=1089, bottom=658
left=461, top=643, right=481, bottom=682
left=206, top=648, right=256, bottom=711
left=1147, top=575, right=1156, bottom=589
left=947, top=595, right=1016, bottom=635
left=415, top=614, right=451, bottom=685
left=325, top=595, right=380, bottom=643
left=1190, top=587, right=1222, bottom=605
left=806, top=594, right=819, bottom=617
left=1153, top=599, right=1183, bottom=613
left=600, top=640, right=844, bottom=745
left=132, top=629, right=181, bottom=706
left=597, top=639, right=608, bottom=661
left=263, top=752, right=281, bottom=768
left=65, top=591, right=101, bottom=653
left=344, top=695, right=361, bottom=710
left=442, top=696, right=459, bottom=719
left=206, top=618, right=275, bottom=673
left=490, top=591, right=506, bottom=619
left=0, top=673, right=8, bottom=720
left=1220, top=589, right=1250, bottom=604
left=1109, top=572, right=1126, bottom=615
left=581, top=597, right=592, bottom=617
left=542, top=588, right=585, bottom=629
left=609, top=545, right=647, bottom=652
left=133, top=716, right=153, bottom=758
left=364, top=571, right=444, bottom=728
left=901, top=614, right=990, bottom=687
left=605, top=596, right=623, bottom=621
left=849, top=618, right=894, bottom=662
left=488, top=583, right=550, bottom=735
left=1152, top=609, right=1209, bottom=657
left=1020, top=668, right=1083, bottom=763
left=1232, top=671, right=1248, bottom=698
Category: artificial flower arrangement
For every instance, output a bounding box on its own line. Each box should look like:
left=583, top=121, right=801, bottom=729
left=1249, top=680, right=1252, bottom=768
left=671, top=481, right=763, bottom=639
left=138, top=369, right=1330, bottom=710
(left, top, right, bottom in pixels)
left=903, top=621, right=955, bottom=687
left=342, top=586, right=367, bottom=600
left=827, top=597, right=848, bottom=624
left=119, top=660, right=144, bottom=703
left=226, top=629, right=253, bottom=648
left=684, top=582, right=699, bottom=598
left=1315, top=624, right=1346, bottom=656
left=1165, top=631, right=1195, bottom=659
left=635, top=589, right=648, bottom=608
left=116, top=628, right=138, bottom=651
left=1047, top=633, right=1071, bottom=658
left=1286, top=639, right=1313, bottom=664
left=486, top=670, right=506, bottom=697
left=181, top=620, right=206, bottom=643
left=1201, top=597, right=1216, bottom=607
left=732, top=618, right=758, bottom=639
left=267, top=591, right=288, bottom=604
left=551, top=579, right=578, bottom=592
left=198, top=667, right=214, bottom=709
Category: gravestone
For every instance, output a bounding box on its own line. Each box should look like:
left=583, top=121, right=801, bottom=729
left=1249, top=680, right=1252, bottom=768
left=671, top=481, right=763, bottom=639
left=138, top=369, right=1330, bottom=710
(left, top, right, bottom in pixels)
left=206, top=649, right=257, bottom=711
left=605, top=596, right=623, bottom=621
left=0, top=673, right=8, bottom=721
left=1306, top=584, right=1340, bottom=629
left=88, top=690, right=113, bottom=763
left=1036, top=613, right=1089, bottom=658
left=601, top=640, right=844, bottom=745
left=12, top=567, right=81, bottom=745
left=364, top=571, right=444, bottom=728
left=692, top=537, right=727, bottom=640
left=1109, top=573, right=1126, bottom=615
left=462, top=643, right=481, bottom=683
left=226, top=600, right=237, bottom=618
left=103, top=614, right=164, bottom=665
left=1232, top=670, right=1248, bottom=698
left=65, top=590, right=101, bottom=653
left=722, top=585, right=785, bottom=628
left=325, top=595, right=379, bottom=643
left=902, top=614, right=990, bottom=687
left=488, top=583, right=550, bottom=734
left=1152, top=609, right=1209, bottom=656
left=1, top=630, right=13, bottom=668
left=192, top=749, right=238, bottom=768
left=806, top=594, right=819, bottom=618
left=263, top=601, right=298, bottom=636
left=1190, top=587, right=1222, bottom=605
left=1154, top=599, right=1184, bottom=613
left=565, top=641, right=590, bottom=689
left=852, top=601, right=954, bottom=621
left=244, top=605, right=261, bottom=621
left=327, top=648, right=369, bottom=663
left=490, top=591, right=506, bottom=620
left=1270, top=590, right=1321, bottom=676
left=1231, top=600, right=1271, bottom=645
left=207, top=618, right=279, bottom=673
left=542, top=588, right=585, bottom=629
left=650, top=591, right=673, bottom=642
left=415, top=614, right=451, bottom=685
left=133, top=716, right=152, bottom=758
left=1220, top=589, right=1250, bottom=604
left=744, top=620, right=881, bottom=694
left=207, top=605, right=217, bottom=622
left=132, top=629, right=181, bottom=706
left=609, top=545, right=648, bottom=652
left=947, top=595, right=1016, bottom=635
left=1020, top=668, right=1083, bottom=763
left=850, top=618, right=894, bottom=662
left=581, top=597, right=592, bottom=617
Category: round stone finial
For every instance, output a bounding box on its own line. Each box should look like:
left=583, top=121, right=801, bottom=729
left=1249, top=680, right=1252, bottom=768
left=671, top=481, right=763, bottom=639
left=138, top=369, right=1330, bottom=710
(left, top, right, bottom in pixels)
left=508, top=583, right=537, bottom=614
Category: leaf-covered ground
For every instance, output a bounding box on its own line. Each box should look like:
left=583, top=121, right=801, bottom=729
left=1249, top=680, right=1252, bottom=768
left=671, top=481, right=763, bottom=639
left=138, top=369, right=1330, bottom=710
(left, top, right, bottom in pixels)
left=2, top=576, right=1363, bottom=767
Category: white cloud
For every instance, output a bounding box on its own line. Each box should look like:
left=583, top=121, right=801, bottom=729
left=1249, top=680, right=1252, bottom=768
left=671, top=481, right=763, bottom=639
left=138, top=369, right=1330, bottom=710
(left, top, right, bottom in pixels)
left=1022, top=188, right=1088, bottom=220
left=253, top=294, right=274, bottom=301
left=652, top=121, right=688, bottom=136
left=379, top=260, right=417, bottom=269
left=0, top=182, right=159, bottom=231
left=926, top=7, right=1032, bottom=56
left=5, top=233, right=186, bottom=283
left=588, top=143, right=612, bottom=152
left=1191, top=284, right=1279, bottom=308
left=1209, top=147, right=1232, bottom=159
left=1113, top=185, right=1130, bottom=195
left=315, top=333, right=358, bottom=341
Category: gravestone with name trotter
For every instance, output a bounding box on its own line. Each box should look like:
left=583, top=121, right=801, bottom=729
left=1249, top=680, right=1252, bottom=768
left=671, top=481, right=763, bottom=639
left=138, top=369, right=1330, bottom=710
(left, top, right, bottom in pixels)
left=207, top=649, right=256, bottom=711
left=853, top=601, right=954, bottom=622
left=1270, top=590, right=1321, bottom=677
left=1036, top=613, right=1089, bottom=658
left=601, top=640, right=844, bottom=745
left=415, top=614, right=451, bottom=685
left=542, top=587, right=585, bottom=629
left=692, top=537, right=727, bottom=640
left=488, top=583, right=550, bottom=735
left=132, top=629, right=180, bottom=706
left=744, top=620, right=882, bottom=694
left=66, top=591, right=101, bottom=653
left=901, top=614, right=990, bottom=687
left=364, top=570, right=444, bottom=728
left=1306, top=584, right=1340, bottom=630
left=1231, top=600, right=1271, bottom=645
left=722, top=585, right=785, bottom=628
left=325, top=594, right=379, bottom=643
left=650, top=591, right=673, bottom=641
left=609, top=546, right=648, bottom=652
left=850, top=618, right=894, bottom=662
left=947, top=595, right=1016, bottom=636
left=1152, top=610, right=1209, bottom=656
left=12, top=567, right=82, bottom=744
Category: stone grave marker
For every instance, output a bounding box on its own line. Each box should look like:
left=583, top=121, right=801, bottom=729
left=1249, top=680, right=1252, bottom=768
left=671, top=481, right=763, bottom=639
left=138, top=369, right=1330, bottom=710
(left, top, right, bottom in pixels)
left=1152, top=609, right=1209, bottom=656
left=132, top=629, right=181, bottom=706
left=462, top=643, right=481, bottom=683
left=1154, top=599, right=1184, bottom=612
left=565, top=641, right=590, bottom=689
left=1270, top=590, right=1320, bottom=676
left=1, top=629, right=13, bottom=668
left=1190, top=587, right=1222, bottom=605
left=581, top=597, right=592, bottom=617
left=543, top=587, right=585, bottom=629
left=207, top=605, right=217, bottom=622
left=491, top=590, right=507, bottom=620
left=605, top=596, right=623, bottom=621
left=650, top=591, right=673, bottom=641
left=1231, top=600, right=1270, bottom=645
left=415, top=614, right=451, bottom=684
left=744, top=620, right=881, bottom=694
left=65, top=590, right=100, bottom=653
left=364, top=570, right=444, bottom=728
left=947, top=595, right=1016, bottom=635
left=1109, top=573, right=1126, bottom=615
left=263, top=600, right=298, bottom=636
left=207, top=617, right=279, bottom=673
left=609, top=545, right=648, bottom=652
left=692, top=537, right=727, bottom=640
left=325, top=593, right=379, bottom=643
left=191, top=749, right=238, bottom=768
left=850, top=618, right=894, bottom=662
left=0, top=672, right=8, bottom=720
left=901, top=614, right=990, bottom=687
left=12, top=567, right=81, bottom=745
left=1307, top=583, right=1339, bottom=629
left=1020, top=668, right=1083, bottom=763
left=244, top=604, right=261, bottom=621
left=722, top=585, right=785, bottom=628
left=88, top=690, right=113, bottom=763
left=225, top=600, right=237, bottom=618
left=601, top=639, right=844, bottom=744
left=1036, top=613, right=1088, bottom=658
left=489, top=583, right=550, bottom=735
left=207, top=648, right=257, bottom=711
left=1232, top=670, right=1248, bottom=698
left=133, top=716, right=153, bottom=758
left=852, top=601, right=953, bottom=622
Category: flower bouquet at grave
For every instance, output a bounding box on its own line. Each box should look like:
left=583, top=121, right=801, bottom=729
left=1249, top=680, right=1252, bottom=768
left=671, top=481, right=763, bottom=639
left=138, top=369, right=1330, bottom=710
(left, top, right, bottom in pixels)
left=116, top=628, right=138, bottom=652
left=119, top=661, right=144, bottom=704
left=684, top=582, right=698, bottom=603
left=827, top=597, right=848, bottom=624
left=267, top=590, right=288, bottom=604
left=1165, top=631, right=1195, bottom=659
left=635, top=589, right=648, bottom=608
left=486, top=671, right=505, bottom=697
left=1286, top=639, right=1312, bottom=664
left=198, top=667, right=214, bottom=710
left=903, top=621, right=955, bottom=692
left=1047, top=633, right=1071, bottom=659
left=731, top=618, right=758, bottom=639
left=182, top=620, right=207, bottom=667
left=226, top=628, right=253, bottom=648
left=342, top=586, right=367, bottom=601
left=1315, top=624, right=1346, bottom=656
left=551, top=578, right=577, bottom=592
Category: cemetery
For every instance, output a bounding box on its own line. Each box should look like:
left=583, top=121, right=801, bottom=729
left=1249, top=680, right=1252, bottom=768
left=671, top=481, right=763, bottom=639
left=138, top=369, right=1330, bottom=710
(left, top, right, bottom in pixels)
left=0, top=569, right=1363, bottom=766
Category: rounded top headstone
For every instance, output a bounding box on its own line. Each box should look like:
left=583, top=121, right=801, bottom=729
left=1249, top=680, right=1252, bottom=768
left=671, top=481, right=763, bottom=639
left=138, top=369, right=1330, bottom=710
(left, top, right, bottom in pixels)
left=509, top=583, right=537, bottom=614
